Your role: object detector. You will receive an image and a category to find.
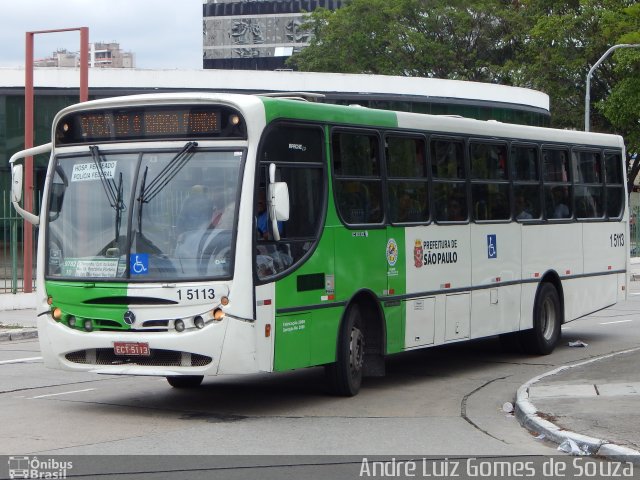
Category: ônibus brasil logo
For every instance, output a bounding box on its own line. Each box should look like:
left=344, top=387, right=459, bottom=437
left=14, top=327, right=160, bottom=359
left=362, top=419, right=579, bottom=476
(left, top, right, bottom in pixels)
left=8, top=456, right=72, bottom=479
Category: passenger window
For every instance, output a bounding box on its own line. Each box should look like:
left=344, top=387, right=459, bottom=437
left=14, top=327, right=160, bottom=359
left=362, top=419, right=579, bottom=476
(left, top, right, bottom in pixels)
left=431, top=138, right=467, bottom=222
left=431, top=139, right=464, bottom=179
left=605, top=152, right=624, bottom=218
left=512, top=145, right=540, bottom=222
left=573, top=151, right=603, bottom=220
left=543, top=149, right=570, bottom=182
left=573, top=151, right=602, bottom=184
left=386, top=136, right=428, bottom=223
left=542, top=148, right=572, bottom=220
left=511, top=145, right=538, bottom=181
left=470, top=143, right=507, bottom=180
left=333, top=131, right=383, bottom=224
left=470, top=142, right=509, bottom=221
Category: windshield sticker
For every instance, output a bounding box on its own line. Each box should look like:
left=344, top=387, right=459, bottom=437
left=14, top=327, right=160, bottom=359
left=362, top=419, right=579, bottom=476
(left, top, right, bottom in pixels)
left=71, top=161, right=117, bottom=182
left=62, top=258, right=119, bottom=277
left=130, top=254, right=149, bottom=275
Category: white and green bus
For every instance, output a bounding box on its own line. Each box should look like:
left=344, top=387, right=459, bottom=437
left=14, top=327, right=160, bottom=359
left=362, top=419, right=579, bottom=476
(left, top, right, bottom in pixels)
left=10, top=93, right=628, bottom=396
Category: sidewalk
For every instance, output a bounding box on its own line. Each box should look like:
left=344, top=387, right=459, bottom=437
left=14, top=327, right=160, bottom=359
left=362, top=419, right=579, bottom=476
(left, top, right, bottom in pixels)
left=516, top=348, right=640, bottom=462
left=0, top=292, right=37, bottom=341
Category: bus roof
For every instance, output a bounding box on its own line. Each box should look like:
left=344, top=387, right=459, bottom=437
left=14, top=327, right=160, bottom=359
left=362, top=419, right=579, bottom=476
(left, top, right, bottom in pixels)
left=52, top=92, right=623, bottom=151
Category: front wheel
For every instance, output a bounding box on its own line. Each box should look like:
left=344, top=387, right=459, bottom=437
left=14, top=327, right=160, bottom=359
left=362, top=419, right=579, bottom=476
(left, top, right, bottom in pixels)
left=325, top=305, right=365, bottom=396
left=520, top=283, right=561, bottom=355
left=166, top=375, right=204, bottom=388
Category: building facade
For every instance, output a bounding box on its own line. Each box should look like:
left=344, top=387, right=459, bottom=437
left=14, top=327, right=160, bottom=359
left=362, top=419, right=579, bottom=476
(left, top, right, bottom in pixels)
left=33, top=42, right=135, bottom=69
left=203, top=0, right=344, bottom=70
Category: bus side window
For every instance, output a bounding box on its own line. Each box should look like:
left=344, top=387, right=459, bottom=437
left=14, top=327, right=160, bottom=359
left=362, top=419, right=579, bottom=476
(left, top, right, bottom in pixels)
left=605, top=152, right=624, bottom=218
left=333, top=131, right=383, bottom=225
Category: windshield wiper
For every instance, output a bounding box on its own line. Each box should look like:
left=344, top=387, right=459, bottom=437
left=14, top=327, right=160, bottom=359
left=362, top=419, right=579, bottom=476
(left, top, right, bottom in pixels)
left=138, top=142, right=198, bottom=204
left=89, top=145, right=126, bottom=213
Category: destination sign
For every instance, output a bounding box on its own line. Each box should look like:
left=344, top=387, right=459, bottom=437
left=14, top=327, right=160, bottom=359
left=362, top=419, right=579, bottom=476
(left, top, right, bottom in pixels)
left=56, top=106, right=245, bottom=144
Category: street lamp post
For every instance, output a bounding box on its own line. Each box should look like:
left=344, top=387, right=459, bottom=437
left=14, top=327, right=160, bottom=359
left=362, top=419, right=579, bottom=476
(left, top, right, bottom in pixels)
left=585, top=43, right=640, bottom=132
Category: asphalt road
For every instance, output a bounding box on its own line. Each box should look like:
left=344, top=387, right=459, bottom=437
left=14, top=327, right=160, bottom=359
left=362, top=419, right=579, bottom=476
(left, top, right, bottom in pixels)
left=1, top=284, right=640, bottom=478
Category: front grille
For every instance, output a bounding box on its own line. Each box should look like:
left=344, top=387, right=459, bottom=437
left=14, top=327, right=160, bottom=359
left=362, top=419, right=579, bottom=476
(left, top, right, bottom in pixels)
left=65, top=349, right=212, bottom=367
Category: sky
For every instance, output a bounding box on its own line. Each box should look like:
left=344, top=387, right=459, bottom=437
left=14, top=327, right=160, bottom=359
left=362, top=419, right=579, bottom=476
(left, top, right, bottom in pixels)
left=0, top=0, right=203, bottom=69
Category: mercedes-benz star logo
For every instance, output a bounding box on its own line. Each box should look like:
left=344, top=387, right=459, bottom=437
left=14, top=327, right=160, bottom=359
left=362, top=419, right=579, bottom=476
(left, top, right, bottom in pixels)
left=123, top=310, right=136, bottom=325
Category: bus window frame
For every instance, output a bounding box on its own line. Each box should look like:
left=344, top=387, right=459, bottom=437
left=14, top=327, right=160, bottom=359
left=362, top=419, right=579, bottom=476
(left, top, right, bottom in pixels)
left=253, top=120, right=328, bottom=286
left=572, top=147, right=605, bottom=222
left=430, top=135, right=469, bottom=225
left=330, top=127, right=386, bottom=229
left=510, top=141, right=543, bottom=223
left=603, top=149, right=626, bottom=221
left=468, top=138, right=511, bottom=223
left=384, top=132, right=430, bottom=226
left=541, top=145, right=573, bottom=222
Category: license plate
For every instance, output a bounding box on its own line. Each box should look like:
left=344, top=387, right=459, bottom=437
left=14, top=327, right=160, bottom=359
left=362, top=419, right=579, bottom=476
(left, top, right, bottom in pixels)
left=114, top=341, right=150, bottom=356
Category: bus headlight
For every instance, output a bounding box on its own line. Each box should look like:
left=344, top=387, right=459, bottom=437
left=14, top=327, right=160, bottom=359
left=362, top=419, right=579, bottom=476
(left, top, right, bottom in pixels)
left=67, top=316, right=76, bottom=328
left=83, top=319, right=93, bottom=332
left=212, top=308, right=225, bottom=321
left=174, top=319, right=185, bottom=332
left=194, top=316, right=205, bottom=329
left=52, top=308, right=63, bottom=321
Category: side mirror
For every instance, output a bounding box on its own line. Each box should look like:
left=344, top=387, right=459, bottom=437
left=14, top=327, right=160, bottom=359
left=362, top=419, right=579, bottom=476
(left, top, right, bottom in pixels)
left=11, top=164, right=23, bottom=203
left=268, top=163, right=290, bottom=241
left=9, top=142, right=52, bottom=226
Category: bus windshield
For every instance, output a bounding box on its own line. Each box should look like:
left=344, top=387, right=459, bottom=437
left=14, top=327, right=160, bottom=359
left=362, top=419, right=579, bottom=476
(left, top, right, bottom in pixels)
left=46, top=147, right=243, bottom=281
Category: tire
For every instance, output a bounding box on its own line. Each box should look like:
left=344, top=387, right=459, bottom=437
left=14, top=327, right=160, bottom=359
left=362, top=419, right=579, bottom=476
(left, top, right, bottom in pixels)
left=520, top=282, right=561, bottom=355
left=326, top=305, right=365, bottom=396
left=166, top=375, right=204, bottom=388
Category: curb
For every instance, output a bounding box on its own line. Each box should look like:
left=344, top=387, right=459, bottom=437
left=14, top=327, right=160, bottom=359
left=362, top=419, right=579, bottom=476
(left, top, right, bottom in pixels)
left=515, top=347, right=640, bottom=464
left=0, top=328, right=38, bottom=342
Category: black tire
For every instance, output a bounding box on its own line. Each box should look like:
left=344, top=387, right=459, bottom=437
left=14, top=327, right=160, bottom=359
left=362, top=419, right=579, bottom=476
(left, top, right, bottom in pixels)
left=166, top=375, right=204, bottom=388
left=520, top=282, right=561, bottom=355
left=326, top=305, right=365, bottom=396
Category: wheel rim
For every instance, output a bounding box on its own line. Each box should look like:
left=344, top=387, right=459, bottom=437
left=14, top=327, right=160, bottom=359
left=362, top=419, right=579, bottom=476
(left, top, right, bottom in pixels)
left=349, top=326, right=365, bottom=377
left=541, top=296, right=556, bottom=341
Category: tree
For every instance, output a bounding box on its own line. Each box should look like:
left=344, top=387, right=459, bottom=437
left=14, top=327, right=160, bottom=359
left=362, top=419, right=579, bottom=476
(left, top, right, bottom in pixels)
left=597, top=4, right=640, bottom=192
left=288, top=0, right=518, bottom=82
left=515, top=0, right=639, bottom=186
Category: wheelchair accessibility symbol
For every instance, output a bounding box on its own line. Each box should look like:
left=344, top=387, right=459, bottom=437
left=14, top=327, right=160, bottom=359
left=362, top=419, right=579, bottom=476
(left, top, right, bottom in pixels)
left=130, top=253, right=149, bottom=275
left=487, top=234, right=497, bottom=259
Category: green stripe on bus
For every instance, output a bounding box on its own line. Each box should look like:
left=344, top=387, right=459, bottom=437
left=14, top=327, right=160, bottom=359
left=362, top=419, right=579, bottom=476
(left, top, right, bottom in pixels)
left=45, top=281, right=130, bottom=330
left=261, top=97, right=398, bottom=128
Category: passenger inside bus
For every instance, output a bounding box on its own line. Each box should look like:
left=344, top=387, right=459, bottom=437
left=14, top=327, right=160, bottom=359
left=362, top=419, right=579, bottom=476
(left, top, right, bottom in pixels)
left=515, top=194, right=533, bottom=220
left=256, top=188, right=282, bottom=240
left=447, top=196, right=466, bottom=221
left=551, top=187, right=570, bottom=218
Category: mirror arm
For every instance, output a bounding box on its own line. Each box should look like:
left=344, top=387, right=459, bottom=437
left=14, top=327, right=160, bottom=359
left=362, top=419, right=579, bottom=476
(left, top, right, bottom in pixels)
left=9, top=142, right=52, bottom=226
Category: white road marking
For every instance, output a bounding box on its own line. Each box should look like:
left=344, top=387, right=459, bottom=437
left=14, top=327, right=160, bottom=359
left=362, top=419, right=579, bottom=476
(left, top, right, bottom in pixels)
left=599, top=319, right=633, bottom=325
left=30, top=388, right=95, bottom=399
left=0, top=356, right=42, bottom=365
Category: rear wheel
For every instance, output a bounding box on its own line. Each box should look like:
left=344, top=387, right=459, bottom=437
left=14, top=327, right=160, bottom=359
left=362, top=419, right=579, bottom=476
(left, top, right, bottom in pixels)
left=326, top=305, right=365, bottom=396
left=166, top=375, right=204, bottom=388
left=520, top=282, right=561, bottom=355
